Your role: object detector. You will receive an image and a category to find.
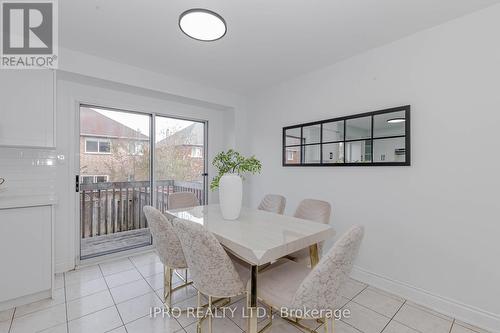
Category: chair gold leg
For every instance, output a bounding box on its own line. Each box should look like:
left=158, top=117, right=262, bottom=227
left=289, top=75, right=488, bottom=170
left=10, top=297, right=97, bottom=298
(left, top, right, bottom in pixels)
left=197, top=291, right=202, bottom=333
left=325, top=318, right=334, bottom=333
left=309, top=244, right=320, bottom=267
left=164, top=266, right=173, bottom=309
left=257, top=303, right=273, bottom=333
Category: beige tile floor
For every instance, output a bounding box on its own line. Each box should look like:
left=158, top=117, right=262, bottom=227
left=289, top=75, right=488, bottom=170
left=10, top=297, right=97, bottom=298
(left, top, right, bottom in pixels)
left=0, top=252, right=491, bottom=333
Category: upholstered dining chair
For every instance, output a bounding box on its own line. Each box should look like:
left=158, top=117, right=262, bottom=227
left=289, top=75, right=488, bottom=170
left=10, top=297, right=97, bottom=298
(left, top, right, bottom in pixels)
left=255, top=225, right=365, bottom=333
left=258, top=194, right=286, bottom=214
left=168, top=191, right=199, bottom=210
left=289, top=199, right=332, bottom=265
left=143, top=206, right=192, bottom=309
left=173, top=217, right=250, bottom=333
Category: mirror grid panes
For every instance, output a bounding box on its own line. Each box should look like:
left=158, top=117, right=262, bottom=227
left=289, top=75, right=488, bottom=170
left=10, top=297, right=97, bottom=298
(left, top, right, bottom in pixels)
left=302, top=125, right=321, bottom=144
left=285, top=128, right=301, bottom=146
left=322, top=142, right=344, bottom=164
left=373, top=110, right=406, bottom=138
left=284, top=145, right=301, bottom=165
left=373, top=137, right=406, bottom=163
left=322, top=121, right=344, bottom=142
left=346, top=140, right=372, bottom=163
left=346, top=116, right=371, bottom=140
left=283, top=105, right=410, bottom=166
left=302, top=144, right=321, bottom=164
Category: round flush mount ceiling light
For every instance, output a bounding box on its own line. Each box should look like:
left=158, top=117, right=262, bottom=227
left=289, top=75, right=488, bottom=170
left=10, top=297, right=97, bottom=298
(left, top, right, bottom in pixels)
left=179, top=9, right=226, bottom=41
left=387, top=118, right=406, bottom=124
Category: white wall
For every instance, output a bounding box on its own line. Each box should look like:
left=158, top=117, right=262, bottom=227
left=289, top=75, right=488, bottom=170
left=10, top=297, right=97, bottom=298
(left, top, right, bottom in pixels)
left=54, top=72, right=238, bottom=273
left=246, top=4, right=500, bottom=331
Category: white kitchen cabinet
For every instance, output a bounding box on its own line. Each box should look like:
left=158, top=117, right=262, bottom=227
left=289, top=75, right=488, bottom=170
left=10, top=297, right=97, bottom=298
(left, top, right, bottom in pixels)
left=0, top=200, right=54, bottom=310
left=0, top=70, right=55, bottom=148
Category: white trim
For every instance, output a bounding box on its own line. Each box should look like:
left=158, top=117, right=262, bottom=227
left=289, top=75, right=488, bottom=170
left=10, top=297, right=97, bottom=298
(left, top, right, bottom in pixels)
left=351, top=266, right=500, bottom=333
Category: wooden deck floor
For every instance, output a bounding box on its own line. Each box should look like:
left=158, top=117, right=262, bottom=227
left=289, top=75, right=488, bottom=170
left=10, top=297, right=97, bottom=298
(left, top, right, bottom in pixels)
left=81, top=228, right=152, bottom=259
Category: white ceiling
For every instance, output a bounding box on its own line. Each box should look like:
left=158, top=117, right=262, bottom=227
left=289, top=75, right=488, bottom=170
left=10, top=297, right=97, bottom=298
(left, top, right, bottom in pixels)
left=60, top=0, right=500, bottom=95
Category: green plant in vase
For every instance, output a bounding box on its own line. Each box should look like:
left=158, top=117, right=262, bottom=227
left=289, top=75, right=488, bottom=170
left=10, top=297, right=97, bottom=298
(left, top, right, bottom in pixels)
left=210, top=149, right=262, bottom=219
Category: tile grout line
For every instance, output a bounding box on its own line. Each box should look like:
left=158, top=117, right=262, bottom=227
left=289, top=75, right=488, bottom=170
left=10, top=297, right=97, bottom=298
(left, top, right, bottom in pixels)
left=350, top=284, right=369, bottom=301
left=98, top=263, right=128, bottom=333
left=338, top=319, right=364, bottom=333
left=379, top=299, right=407, bottom=333
left=128, top=256, right=188, bottom=332
left=7, top=307, right=16, bottom=333
left=127, top=256, right=164, bottom=303
left=449, top=319, right=456, bottom=333
left=405, top=302, right=453, bottom=322
left=348, top=298, right=401, bottom=320
left=63, top=273, right=70, bottom=333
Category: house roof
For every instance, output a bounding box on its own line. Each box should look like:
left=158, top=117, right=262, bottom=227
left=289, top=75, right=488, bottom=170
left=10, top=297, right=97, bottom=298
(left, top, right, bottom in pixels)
left=80, top=107, right=149, bottom=140
left=157, top=123, right=204, bottom=147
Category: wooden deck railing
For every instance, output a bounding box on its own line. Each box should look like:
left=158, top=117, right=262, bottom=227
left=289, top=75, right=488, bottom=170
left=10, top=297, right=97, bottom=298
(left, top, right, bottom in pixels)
left=80, top=180, right=204, bottom=239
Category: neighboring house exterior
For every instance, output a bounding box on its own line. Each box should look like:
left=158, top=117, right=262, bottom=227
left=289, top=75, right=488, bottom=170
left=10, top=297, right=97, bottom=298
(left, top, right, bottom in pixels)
left=80, top=107, right=149, bottom=183
left=79, top=108, right=204, bottom=183
left=155, top=122, right=205, bottom=182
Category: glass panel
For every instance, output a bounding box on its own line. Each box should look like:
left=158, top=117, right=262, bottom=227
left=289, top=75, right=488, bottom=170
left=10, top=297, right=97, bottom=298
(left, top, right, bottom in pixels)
left=155, top=117, right=206, bottom=207
left=85, top=140, right=98, bottom=152
left=345, top=140, right=372, bottom=163
left=373, top=137, right=406, bottom=163
left=285, top=128, right=301, bottom=146
left=302, top=124, right=321, bottom=144
left=346, top=116, right=371, bottom=140
left=284, top=146, right=301, bottom=165
left=303, top=144, right=320, bottom=164
left=322, top=121, right=344, bottom=142
left=373, top=111, right=406, bottom=138
left=79, top=106, right=152, bottom=260
left=98, top=140, right=111, bottom=153
left=322, top=143, right=344, bottom=164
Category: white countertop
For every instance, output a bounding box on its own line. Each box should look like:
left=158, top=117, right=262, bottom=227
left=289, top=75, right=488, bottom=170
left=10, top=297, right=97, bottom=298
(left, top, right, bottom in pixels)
left=0, top=195, right=58, bottom=209
left=167, top=204, right=335, bottom=265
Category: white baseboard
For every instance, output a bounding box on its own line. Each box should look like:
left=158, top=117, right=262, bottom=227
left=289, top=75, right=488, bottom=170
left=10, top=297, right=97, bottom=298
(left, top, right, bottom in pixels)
left=0, top=290, right=51, bottom=312
left=351, top=266, right=500, bottom=333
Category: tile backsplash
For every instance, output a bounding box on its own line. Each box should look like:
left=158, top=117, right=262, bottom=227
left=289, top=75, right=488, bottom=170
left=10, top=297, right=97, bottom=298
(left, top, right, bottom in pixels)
left=0, top=147, right=58, bottom=196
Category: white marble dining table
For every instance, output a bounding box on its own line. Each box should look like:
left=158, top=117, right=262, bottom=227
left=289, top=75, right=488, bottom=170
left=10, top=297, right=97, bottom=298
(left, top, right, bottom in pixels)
left=166, top=204, right=335, bottom=333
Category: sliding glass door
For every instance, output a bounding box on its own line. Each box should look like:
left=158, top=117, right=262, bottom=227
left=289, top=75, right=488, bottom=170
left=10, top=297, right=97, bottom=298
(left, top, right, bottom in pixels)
left=78, top=105, right=206, bottom=260
left=154, top=116, right=207, bottom=212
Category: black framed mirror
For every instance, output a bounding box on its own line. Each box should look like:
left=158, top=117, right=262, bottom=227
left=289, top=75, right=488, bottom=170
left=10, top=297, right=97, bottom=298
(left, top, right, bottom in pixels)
left=283, top=105, right=410, bottom=166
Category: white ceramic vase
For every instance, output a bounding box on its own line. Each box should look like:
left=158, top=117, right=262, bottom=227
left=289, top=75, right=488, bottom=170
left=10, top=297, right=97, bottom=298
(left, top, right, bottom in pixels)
left=219, top=173, right=242, bottom=220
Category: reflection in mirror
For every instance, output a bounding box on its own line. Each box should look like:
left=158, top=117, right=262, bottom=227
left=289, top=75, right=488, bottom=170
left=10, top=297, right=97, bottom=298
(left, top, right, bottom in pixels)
left=303, top=144, right=320, bottom=164
left=303, top=125, right=321, bottom=144
left=346, top=140, right=372, bottom=163
left=346, top=116, right=371, bottom=140
left=285, top=128, right=301, bottom=146
left=284, top=146, right=301, bottom=164
left=373, top=137, right=406, bottom=163
left=323, top=121, right=344, bottom=142
left=374, top=111, right=406, bottom=138
left=322, top=142, right=344, bottom=164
